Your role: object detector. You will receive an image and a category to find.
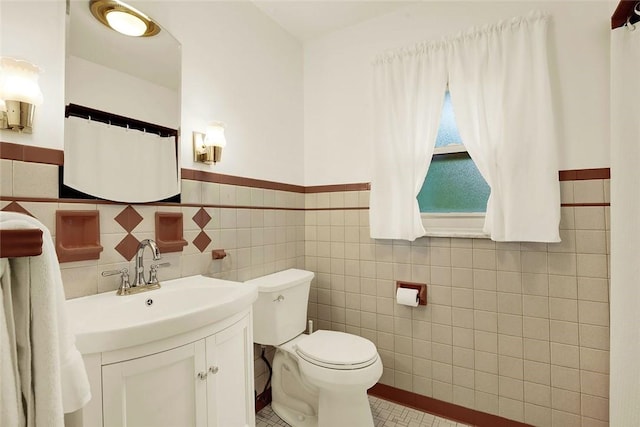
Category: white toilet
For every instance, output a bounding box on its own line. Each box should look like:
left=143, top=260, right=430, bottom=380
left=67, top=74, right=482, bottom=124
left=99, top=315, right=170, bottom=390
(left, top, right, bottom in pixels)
left=247, top=268, right=383, bottom=427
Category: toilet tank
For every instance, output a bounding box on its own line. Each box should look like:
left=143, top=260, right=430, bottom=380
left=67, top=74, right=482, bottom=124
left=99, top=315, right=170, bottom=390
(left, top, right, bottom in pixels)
left=246, top=268, right=314, bottom=346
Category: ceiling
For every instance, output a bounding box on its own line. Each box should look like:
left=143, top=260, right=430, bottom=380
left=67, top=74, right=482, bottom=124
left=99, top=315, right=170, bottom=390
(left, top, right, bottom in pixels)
left=252, top=1, right=417, bottom=42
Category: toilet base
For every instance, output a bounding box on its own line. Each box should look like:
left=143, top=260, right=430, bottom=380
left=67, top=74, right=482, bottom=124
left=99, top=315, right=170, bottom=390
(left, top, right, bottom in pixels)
left=271, top=349, right=319, bottom=427
left=271, top=401, right=318, bottom=427
left=318, top=389, right=374, bottom=427
left=270, top=341, right=379, bottom=427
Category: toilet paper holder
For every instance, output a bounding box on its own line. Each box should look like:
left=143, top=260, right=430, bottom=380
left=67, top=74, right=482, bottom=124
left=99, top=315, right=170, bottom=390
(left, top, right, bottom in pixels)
left=396, top=281, right=427, bottom=306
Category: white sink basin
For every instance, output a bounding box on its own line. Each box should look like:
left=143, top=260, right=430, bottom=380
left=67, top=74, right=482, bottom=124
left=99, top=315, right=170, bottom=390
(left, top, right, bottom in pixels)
left=67, top=275, right=257, bottom=354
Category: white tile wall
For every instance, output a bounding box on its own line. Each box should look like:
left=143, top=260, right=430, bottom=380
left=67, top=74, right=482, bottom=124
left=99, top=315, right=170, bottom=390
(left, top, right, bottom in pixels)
left=1, top=159, right=611, bottom=426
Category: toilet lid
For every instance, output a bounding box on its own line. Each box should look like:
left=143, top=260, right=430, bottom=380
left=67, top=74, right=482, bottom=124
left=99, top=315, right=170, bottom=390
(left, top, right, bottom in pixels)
left=295, top=331, right=378, bottom=370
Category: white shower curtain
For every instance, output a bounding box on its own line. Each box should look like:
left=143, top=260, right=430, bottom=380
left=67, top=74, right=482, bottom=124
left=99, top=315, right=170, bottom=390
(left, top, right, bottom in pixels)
left=369, top=44, right=448, bottom=240
left=448, top=13, right=560, bottom=242
left=64, top=117, right=179, bottom=203
left=610, top=23, right=640, bottom=427
left=370, top=12, right=560, bottom=242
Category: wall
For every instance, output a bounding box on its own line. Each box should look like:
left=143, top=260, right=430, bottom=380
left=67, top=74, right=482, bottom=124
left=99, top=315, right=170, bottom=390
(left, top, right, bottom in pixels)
left=0, top=0, right=66, bottom=149
left=0, top=154, right=305, bottom=400
left=0, top=1, right=615, bottom=425
left=66, top=55, right=179, bottom=128
left=303, top=1, right=612, bottom=186
left=0, top=0, right=304, bottom=185
left=305, top=178, right=610, bottom=427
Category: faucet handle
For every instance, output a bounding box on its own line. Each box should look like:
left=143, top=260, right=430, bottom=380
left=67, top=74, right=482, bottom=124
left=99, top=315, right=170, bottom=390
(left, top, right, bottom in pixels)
left=102, top=267, right=129, bottom=277
left=149, top=262, right=170, bottom=284
left=102, top=268, right=131, bottom=294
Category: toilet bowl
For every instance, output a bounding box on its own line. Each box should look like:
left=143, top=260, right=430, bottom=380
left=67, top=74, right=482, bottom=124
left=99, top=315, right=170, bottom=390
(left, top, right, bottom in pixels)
left=247, top=269, right=383, bottom=427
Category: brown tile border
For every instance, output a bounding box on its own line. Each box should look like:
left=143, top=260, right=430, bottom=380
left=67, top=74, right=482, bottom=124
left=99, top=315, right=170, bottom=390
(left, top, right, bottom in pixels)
left=181, top=168, right=305, bottom=193
left=0, top=196, right=309, bottom=211
left=0, top=141, right=63, bottom=165
left=2, top=141, right=611, bottom=188
left=558, top=168, right=610, bottom=181
left=561, top=203, right=610, bottom=207
left=305, top=183, right=371, bottom=193
left=368, top=383, right=532, bottom=427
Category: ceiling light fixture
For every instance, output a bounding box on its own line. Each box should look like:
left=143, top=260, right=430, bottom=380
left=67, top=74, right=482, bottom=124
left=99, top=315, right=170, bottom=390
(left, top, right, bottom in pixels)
left=90, top=0, right=160, bottom=37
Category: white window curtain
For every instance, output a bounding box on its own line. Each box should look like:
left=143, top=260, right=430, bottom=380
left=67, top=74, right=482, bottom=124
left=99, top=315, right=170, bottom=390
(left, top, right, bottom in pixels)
left=370, top=12, right=561, bottom=243
left=448, top=13, right=560, bottom=242
left=369, top=45, right=448, bottom=240
left=610, top=21, right=640, bottom=426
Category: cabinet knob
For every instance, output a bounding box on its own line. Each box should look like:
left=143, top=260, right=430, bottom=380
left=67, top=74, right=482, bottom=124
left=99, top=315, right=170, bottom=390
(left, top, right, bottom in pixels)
left=197, top=371, right=208, bottom=380
left=209, top=366, right=219, bottom=374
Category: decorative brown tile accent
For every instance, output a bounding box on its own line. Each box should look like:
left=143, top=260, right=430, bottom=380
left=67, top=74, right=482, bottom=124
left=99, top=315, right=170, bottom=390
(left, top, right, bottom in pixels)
left=0, top=229, right=43, bottom=258
left=0, top=141, right=64, bottom=165
left=181, top=168, right=305, bottom=193
left=115, top=234, right=140, bottom=261
left=155, top=212, right=188, bottom=253
left=55, top=210, right=103, bottom=263
left=368, top=383, right=532, bottom=427
left=192, top=208, right=211, bottom=229
left=192, top=231, right=211, bottom=253
left=559, top=168, right=610, bottom=181
left=115, top=205, right=143, bottom=233
left=1, top=201, right=33, bottom=217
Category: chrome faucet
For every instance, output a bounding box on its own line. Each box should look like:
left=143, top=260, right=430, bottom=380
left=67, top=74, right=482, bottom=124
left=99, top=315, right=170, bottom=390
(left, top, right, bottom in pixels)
left=134, top=239, right=161, bottom=287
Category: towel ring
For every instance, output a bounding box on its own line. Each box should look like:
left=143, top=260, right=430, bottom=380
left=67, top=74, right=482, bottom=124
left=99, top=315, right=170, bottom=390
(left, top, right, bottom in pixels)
left=628, top=16, right=636, bottom=31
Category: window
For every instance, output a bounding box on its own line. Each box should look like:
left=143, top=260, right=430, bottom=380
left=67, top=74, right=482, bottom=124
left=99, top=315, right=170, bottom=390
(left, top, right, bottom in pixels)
left=417, top=92, right=490, bottom=237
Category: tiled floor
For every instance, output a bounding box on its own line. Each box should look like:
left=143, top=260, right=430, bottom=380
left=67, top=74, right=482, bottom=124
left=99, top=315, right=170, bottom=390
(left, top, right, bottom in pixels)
left=256, top=395, right=471, bottom=427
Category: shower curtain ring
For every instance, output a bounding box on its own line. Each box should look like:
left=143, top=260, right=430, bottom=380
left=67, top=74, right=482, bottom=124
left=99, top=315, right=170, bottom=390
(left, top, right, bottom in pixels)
left=627, top=16, right=636, bottom=31
left=634, top=2, right=640, bottom=16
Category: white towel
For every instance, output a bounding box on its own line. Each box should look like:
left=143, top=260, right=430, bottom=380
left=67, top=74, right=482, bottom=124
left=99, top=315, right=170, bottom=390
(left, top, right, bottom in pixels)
left=0, top=258, right=26, bottom=427
left=0, top=212, right=91, bottom=426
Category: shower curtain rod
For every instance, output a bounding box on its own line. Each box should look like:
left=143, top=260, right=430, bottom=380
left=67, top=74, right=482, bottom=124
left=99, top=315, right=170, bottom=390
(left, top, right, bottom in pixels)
left=611, top=0, right=640, bottom=29
left=65, top=104, right=179, bottom=138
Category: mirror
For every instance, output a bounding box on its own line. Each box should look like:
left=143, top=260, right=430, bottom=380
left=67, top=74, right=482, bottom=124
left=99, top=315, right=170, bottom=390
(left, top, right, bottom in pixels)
left=63, top=0, right=181, bottom=203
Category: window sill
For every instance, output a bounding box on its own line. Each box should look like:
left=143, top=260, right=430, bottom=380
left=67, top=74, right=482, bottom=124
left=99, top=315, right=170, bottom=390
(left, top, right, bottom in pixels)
left=421, top=212, right=489, bottom=239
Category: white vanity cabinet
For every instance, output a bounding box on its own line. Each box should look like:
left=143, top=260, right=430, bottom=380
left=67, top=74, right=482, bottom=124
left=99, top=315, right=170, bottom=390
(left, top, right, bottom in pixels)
left=80, top=310, right=255, bottom=427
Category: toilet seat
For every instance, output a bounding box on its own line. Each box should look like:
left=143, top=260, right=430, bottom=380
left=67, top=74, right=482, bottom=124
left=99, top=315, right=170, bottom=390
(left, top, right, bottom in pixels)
left=294, top=330, right=378, bottom=370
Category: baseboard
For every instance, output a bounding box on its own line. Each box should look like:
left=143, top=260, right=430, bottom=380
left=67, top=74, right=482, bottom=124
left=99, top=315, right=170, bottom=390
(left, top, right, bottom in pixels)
left=255, top=388, right=272, bottom=413
left=368, top=383, right=532, bottom=427
left=257, top=382, right=531, bottom=426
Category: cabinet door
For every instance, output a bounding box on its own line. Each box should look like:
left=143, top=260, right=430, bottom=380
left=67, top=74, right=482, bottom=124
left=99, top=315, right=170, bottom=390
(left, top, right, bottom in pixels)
left=206, top=315, right=255, bottom=427
left=102, top=341, right=207, bottom=427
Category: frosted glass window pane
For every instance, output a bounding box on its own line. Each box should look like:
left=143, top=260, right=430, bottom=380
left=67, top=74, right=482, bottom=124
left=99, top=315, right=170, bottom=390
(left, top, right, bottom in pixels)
left=435, top=92, right=462, bottom=148
left=418, top=153, right=490, bottom=213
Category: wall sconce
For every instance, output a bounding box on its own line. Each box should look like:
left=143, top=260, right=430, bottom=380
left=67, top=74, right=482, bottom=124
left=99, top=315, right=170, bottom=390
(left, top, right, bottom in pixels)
left=90, top=0, right=160, bottom=37
left=193, top=122, right=227, bottom=165
left=0, top=57, right=43, bottom=133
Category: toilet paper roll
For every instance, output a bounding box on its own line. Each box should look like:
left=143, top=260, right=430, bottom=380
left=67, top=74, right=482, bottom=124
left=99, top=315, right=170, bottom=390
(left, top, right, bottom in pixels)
left=396, top=287, right=419, bottom=307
